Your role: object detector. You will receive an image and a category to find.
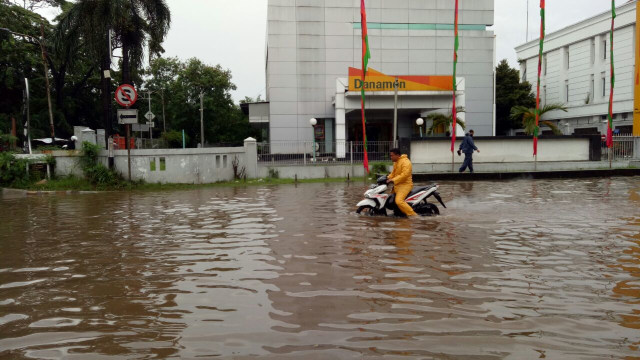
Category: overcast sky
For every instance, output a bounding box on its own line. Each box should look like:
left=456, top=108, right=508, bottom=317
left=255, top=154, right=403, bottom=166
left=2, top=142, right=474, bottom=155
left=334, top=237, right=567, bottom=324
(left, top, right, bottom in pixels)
left=40, top=0, right=616, bottom=103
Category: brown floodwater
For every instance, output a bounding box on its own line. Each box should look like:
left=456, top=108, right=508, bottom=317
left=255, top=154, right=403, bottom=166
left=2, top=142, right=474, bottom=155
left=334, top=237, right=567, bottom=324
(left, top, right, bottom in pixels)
left=1, top=177, right=640, bottom=359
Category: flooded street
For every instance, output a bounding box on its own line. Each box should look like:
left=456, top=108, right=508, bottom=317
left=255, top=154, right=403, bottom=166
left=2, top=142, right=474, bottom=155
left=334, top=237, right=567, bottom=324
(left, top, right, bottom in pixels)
left=1, top=177, right=640, bottom=359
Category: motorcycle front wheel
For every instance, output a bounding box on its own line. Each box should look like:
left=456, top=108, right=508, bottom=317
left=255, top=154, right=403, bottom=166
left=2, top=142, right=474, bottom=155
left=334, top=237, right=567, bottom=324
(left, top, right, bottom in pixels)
left=356, top=205, right=376, bottom=215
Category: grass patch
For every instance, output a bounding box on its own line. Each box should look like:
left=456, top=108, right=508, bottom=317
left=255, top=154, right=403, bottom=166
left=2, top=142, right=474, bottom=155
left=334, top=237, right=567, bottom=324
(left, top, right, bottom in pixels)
left=14, top=175, right=370, bottom=192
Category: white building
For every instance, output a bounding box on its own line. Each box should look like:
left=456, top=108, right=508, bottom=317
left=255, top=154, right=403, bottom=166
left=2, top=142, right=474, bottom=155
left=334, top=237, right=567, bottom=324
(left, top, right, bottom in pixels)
left=515, top=0, right=639, bottom=136
left=251, top=0, right=496, bottom=151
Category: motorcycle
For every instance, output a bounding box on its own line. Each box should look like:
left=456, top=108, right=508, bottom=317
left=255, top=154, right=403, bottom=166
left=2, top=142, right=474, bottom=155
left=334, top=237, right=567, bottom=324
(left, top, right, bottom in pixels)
left=356, top=176, right=446, bottom=217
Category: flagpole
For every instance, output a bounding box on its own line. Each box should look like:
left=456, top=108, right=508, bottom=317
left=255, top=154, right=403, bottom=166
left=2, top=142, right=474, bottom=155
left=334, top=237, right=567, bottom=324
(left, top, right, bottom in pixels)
left=533, top=0, right=545, bottom=171
left=451, top=0, right=459, bottom=174
left=608, top=1, right=616, bottom=169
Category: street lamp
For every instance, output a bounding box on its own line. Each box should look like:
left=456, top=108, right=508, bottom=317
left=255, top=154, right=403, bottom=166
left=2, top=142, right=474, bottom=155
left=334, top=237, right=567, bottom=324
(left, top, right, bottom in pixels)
left=310, top=118, right=317, bottom=163
left=1, top=26, right=56, bottom=145
left=416, top=118, right=424, bottom=138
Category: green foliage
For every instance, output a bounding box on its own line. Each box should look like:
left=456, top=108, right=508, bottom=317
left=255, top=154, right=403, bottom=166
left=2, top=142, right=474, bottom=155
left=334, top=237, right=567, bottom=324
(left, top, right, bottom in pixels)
left=267, top=168, right=279, bottom=179
left=0, top=152, right=29, bottom=186
left=426, top=107, right=466, bottom=135
left=161, top=130, right=188, bottom=148
left=143, top=57, right=258, bottom=147
left=370, top=162, right=390, bottom=176
left=496, top=59, right=537, bottom=135
left=79, top=141, right=120, bottom=185
left=510, top=103, right=568, bottom=136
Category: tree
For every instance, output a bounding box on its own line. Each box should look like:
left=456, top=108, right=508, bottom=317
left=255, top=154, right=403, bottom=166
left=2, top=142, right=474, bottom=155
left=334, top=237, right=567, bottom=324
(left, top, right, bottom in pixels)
left=510, top=103, right=568, bottom=135
left=56, top=0, right=171, bottom=139
left=426, top=107, right=466, bottom=135
left=142, top=57, right=258, bottom=146
left=495, top=59, right=536, bottom=135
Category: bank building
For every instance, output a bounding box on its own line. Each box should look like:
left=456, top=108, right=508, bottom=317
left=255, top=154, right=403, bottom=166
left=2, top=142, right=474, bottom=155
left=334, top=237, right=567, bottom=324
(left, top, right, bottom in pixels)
left=246, top=0, right=496, bottom=154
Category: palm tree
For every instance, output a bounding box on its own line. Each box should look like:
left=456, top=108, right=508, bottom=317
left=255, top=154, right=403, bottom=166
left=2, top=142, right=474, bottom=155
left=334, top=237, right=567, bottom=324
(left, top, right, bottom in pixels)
left=510, top=103, right=568, bottom=135
left=56, top=0, right=170, bottom=135
left=426, top=107, right=466, bottom=135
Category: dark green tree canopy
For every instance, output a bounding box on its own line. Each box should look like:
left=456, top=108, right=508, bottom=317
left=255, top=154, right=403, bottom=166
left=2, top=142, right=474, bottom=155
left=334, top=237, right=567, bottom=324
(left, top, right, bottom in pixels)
left=495, top=59, right=536, bottom=135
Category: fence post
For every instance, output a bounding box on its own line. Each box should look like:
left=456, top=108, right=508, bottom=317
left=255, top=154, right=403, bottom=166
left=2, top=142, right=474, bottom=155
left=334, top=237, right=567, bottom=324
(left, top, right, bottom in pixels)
left=244, top=137, right=258, bottom=179
left=350, top=141, right=354, bottom=178
left=634, top=137, right=640, bottom=160
left=304, top=142, right=307, bottom=166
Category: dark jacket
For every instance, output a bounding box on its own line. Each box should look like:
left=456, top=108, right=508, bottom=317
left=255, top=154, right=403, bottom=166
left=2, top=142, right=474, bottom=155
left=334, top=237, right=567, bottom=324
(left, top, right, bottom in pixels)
left=459, top=134, right=478, bottom=154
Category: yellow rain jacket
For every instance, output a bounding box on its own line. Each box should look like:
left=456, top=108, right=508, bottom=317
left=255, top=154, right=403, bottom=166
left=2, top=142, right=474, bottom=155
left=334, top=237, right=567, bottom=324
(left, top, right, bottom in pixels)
left=389, top=154, right=417, bottom=216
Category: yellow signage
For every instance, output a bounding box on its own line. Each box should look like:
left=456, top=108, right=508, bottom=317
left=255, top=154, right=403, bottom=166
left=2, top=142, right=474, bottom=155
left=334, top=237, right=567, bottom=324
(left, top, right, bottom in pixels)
left=634, top=2, right=640, bottom=135
left=348, top=67, right=453, bottom=92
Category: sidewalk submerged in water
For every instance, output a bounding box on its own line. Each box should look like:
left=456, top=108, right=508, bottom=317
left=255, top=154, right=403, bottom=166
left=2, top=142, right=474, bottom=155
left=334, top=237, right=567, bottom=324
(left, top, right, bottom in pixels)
left=412, top=160, right=640, bottom=181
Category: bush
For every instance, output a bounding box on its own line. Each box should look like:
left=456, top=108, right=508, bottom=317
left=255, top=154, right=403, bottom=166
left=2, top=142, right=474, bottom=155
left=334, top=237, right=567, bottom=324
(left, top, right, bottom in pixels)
left=370, top=162, right=390, bottom=177
left=0, top=152, right=29, bottom=186
left=162, top=130, right=188, bottom=148
left=80, top=142, right=121, bottom=186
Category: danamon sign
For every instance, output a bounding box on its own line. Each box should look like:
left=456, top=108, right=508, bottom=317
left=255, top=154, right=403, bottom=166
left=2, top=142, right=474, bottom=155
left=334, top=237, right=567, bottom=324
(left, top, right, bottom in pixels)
left=348, top=67, right=454, bottom=92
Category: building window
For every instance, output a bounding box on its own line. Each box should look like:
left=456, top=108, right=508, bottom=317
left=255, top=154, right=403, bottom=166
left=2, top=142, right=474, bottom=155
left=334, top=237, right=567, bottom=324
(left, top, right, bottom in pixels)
left=601, top=72, right=606, bottom=97
left=521, top=62, right=527, bottom=82
left=590, top=75, right=594, bottom=103
left=565, top=47, right=570, bottom=69
left=590, top=38, right=596, bottom=64
left=543, top=85, right=547, bottom=104
left=565, top=80, right=569, bottom=102
left=602, top=39, right=607, bottom=60
left=543, top=54, right=547, bottom=75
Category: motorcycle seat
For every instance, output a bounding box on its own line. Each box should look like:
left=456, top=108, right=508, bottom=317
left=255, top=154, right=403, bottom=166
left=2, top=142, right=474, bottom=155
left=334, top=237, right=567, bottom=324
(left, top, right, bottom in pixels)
left=388, top=185, right=436, bottom=204
left=408, top=185, right=435, bottom=197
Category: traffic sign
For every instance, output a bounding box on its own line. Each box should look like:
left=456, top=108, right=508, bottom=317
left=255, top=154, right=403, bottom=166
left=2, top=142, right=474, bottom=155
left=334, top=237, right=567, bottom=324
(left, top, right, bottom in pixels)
left=145, top=111, right=155, bottom=121
left=117, top=109, right=138, bottom=124
left=115, top=84, right=138, bottom=107
left=146, top=121, right=155, bottom=128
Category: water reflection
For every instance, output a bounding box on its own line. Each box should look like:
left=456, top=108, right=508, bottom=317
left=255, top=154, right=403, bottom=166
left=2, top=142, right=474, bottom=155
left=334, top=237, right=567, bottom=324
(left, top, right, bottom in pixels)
left=1, top=178, right=639, bottom=358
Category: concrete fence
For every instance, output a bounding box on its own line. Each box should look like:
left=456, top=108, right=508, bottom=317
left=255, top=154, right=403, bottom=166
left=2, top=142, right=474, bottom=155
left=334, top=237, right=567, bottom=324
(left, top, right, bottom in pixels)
left=409, top=135, right=602, bottom=164
left=51, top=138, right=258, bottom=184
left=45, top=135, right=639, bottom=182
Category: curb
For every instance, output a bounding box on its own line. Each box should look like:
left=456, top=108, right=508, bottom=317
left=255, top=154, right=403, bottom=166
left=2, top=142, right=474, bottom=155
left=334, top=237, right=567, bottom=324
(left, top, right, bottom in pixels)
left=413, top=168, right=640, bottom=181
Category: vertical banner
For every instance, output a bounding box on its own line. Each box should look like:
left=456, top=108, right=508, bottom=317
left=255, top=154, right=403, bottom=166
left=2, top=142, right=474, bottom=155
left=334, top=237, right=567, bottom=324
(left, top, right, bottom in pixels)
left=607, top=0, right=616, bottom=148
left=534, top=0, right=545, bottom=156
left=360, top=0, right=371, bottom=173
left=634, top=0, right=640, bottom=136
left=451, top=0, right=459, bottom=152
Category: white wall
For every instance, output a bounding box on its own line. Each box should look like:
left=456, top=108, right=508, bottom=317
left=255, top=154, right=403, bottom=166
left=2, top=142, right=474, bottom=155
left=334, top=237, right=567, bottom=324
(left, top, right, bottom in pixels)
left=411, top=138, right=591, bottom=163
left=516, top=2, right=636, bottom=127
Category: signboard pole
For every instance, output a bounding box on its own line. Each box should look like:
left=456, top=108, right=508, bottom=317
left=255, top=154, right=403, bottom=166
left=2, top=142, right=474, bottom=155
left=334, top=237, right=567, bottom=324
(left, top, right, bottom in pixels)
left=393, top=76, right=398, bottom=147
left=127, top=122, right=131, bottom=181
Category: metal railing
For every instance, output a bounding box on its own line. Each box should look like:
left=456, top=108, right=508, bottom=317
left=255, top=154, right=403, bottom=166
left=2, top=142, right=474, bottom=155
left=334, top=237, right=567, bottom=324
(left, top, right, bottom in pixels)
left=601, top=134, right=636, bottom=161
left=135, top=138, right=168, bottom=150
left=257, top=141, right=394, bottom=166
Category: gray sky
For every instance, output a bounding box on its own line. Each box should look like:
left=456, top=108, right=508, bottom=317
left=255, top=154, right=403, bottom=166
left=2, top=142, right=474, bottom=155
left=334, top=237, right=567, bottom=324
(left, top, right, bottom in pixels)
left=40, top=1, right=616, bottom=103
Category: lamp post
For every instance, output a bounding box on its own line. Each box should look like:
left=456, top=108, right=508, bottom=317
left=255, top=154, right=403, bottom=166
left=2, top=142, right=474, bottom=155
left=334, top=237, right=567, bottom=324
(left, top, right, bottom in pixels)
left=1, top=26, right=55, bottom=145
left=416, top=118, right=424, bottom=138
left=310, top=118, right=317, bottom=163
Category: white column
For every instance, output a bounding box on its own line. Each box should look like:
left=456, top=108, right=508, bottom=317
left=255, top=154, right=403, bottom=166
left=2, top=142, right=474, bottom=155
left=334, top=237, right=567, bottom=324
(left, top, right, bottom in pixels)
left=335, top=78, right=348, bottom=158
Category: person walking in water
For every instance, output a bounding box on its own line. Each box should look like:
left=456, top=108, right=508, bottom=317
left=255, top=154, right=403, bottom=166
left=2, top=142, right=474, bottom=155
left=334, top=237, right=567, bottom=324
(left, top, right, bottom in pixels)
left=458, top=129, right=480, bottom=173
left=387, top=148, right=417, bottom=217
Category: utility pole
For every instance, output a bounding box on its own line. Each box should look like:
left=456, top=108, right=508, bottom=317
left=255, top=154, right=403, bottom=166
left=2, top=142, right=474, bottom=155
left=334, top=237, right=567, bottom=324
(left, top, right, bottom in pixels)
left=1, top=26, right=56, bottom=144
left=147, top=90, right=152, bottom=141
left=39, top=24, right=55, bottom=144
left=393, top=76, right=399, bottom=147
left=24, top=78, right=32, bottom=154
left=161, top=89, right=166, bottom=133
left=200, top=92, right=204, bottom=147
left=526, top=0, right=529, bottom=42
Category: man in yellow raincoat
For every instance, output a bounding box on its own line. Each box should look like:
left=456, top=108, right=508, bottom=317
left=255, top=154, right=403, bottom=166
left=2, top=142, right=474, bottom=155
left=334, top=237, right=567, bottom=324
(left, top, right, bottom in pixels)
left=387, top=148, right=417, bottom=217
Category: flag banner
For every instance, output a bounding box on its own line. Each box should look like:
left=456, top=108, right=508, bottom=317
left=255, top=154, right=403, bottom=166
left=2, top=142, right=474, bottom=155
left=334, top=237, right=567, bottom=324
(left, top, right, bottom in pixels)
left=607, top=0, right=616, bottom=148
left=360, top=0, right=371, bottom=173
left=451, top=0, right=459, bottom=152
left=534, top=0, right=545, bottom=156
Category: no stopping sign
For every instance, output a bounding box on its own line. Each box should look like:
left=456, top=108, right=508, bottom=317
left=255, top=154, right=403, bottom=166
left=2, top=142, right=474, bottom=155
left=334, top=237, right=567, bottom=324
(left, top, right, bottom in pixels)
left=115, top=84, right=138, bottom=107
